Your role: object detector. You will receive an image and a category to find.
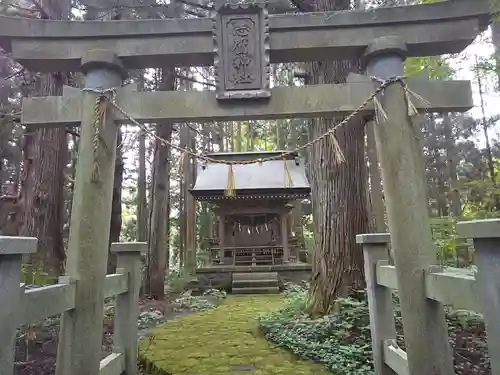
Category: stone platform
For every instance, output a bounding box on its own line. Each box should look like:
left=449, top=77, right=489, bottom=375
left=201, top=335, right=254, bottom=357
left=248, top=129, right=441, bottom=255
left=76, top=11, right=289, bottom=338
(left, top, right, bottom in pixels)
left=190, top=263, right=312, bottom=293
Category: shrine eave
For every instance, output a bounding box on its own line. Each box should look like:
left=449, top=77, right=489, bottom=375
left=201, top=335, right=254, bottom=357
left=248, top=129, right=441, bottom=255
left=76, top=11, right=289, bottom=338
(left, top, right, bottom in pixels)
left=189, top=189, right=311, bottom=202
left=206, top=151, right=299, bottom=162
left=0, top=0, right=491, bottom=71
left=192, top=156, right=311, bottom=194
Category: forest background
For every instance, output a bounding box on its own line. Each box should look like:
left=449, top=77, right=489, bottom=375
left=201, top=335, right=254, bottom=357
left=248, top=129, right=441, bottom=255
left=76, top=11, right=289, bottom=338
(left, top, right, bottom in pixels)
left=0, top=0, right=499, bottom=313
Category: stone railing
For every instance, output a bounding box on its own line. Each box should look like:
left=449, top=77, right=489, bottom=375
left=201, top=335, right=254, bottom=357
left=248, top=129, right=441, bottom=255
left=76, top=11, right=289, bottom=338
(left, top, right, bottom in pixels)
left=0, top=237, right=146, bottom=375
left=357, top=218, right=500, bottom=375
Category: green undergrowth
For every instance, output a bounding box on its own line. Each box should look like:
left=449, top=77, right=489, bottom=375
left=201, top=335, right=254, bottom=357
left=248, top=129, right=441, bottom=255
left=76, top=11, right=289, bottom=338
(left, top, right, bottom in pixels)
left=138, top=294, right=334, bottom=375
left=257, top=283, right=490, bottom=375
left=258, top=285, right=373, bottom=375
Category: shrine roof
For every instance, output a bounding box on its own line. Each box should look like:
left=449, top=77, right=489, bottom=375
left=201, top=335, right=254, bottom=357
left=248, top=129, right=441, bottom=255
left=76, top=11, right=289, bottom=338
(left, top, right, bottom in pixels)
left=190, top=151, right=311, bottom=199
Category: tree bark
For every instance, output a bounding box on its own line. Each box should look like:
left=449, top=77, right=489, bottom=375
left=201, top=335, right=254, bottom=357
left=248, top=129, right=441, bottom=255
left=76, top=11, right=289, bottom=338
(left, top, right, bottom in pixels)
left=217, top=122, right=225, bottom=152
left=443, top=113, right=461, bottom=217
left=108, top=129, right=123, bottom=273
left=307, top=0, right=369, bottom=317
left=178, top=129, right=187, bottom=268
left=491, top=21, right=500, bottom=88
left=288, top=70, right=304, bottom=252
left=147, top=67, right=174, bottom=299
left=137, top=128, right=149, bottom=241
left=182, top=126, right=197, bottom=273
left=20, top=0, right=69, bottom=277
left=247, top=122, right=253, bottom=151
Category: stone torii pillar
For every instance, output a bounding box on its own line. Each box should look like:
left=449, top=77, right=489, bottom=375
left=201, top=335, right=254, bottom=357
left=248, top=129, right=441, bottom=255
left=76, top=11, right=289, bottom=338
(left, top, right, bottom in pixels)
left=363, top=36, right=454, bottom=375
left=55, top=50, right=126, bottom=375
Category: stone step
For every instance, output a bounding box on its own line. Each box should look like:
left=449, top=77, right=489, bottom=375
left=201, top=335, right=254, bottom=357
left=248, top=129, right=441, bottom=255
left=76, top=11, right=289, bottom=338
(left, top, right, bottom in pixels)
left=232, top=286, right=280, bottom=294
left=232, top=272, right=278, bottom=281
left=232, top=279, right=278, bottom=288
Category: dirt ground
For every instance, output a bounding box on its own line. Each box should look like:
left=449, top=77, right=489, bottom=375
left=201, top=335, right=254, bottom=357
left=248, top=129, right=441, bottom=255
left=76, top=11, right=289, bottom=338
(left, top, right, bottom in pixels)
left=13, top=298, right=182, bottom=375
left=13, top=296, right=490, bottom=375
left=395, top=312, right=490, bottom=375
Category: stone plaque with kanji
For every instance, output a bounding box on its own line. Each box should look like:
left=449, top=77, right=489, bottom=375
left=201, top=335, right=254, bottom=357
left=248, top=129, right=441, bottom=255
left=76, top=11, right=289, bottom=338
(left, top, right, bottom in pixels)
left=213, top=1, right=270, bottom=100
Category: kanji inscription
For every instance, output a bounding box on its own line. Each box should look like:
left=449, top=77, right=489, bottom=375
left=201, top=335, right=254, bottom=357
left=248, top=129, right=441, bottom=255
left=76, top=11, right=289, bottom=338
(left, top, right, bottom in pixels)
left=227, top=17, right=255, bottom=88
left=213, top=2, right=270, bottom=100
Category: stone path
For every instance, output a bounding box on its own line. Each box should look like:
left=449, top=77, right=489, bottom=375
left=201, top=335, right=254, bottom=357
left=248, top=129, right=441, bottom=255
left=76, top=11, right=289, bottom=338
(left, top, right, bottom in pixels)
left=139, top=295, right=333, bottom=374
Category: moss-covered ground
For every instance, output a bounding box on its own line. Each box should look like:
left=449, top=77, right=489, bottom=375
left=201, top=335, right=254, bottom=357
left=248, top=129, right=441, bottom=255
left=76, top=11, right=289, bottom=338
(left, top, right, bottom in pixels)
left=139, top=295, right=333, bottom=374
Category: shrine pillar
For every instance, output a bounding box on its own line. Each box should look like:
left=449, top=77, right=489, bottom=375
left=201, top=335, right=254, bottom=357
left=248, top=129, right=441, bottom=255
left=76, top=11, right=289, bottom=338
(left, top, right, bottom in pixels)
left=281, top=213, right=289, bottom=263
left=218, top=215, right=226, bottom=264
left=364, top=36, right=454, bottom=375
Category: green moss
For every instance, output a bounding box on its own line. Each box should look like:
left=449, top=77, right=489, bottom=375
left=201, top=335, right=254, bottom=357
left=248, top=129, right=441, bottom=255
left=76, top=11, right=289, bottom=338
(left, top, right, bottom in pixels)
left=139, top=295, right=334, bottom=374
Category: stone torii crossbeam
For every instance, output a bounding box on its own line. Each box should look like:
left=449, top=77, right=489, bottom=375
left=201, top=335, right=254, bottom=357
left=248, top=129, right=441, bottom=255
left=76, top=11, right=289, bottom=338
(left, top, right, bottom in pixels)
left=1, top=0, right=488, bottom=126
left=0, top=1, right=495, bottom=375
left=0, top=0, right=491, bottom=71
left=21, top=77, right=472, bottom=125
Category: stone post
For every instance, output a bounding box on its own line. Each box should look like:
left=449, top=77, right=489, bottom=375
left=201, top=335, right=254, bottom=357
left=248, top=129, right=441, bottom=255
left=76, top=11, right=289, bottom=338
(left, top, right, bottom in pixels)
left=56, top=50, right=126, bottom=375
left=0, top=237, right=37, bottom=375
left=366, top=120, right=386, bottom=232
left=356, top=233, right=396, bottom=375
left=111, top=242, right=147, bottom=375
left=363, top=36, right=454, bottom=375
left=457, top=219, right=500, bottom=375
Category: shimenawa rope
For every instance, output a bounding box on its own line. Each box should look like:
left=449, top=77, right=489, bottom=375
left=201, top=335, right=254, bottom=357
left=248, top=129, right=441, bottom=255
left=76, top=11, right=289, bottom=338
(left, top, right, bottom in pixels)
left=82, top=76, right=427, bottom=194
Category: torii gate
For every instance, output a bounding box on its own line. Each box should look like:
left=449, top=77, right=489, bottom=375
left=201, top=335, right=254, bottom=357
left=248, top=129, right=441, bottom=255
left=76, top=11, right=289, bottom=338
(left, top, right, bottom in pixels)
left=0, top=1, right=494, bottom=375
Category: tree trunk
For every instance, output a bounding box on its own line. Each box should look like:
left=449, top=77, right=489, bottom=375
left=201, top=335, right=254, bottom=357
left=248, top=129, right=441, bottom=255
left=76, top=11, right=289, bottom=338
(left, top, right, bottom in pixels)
left=136, top=71, right=149, bottom=244
left=147, top=123, right=172, bottom=298
left=443, top=113, right=461, bottom=217
left=108, top=129, right=123, bottom=273
left=137, top=129, right=149, bottom=241
left=306, top=0, right=369, bottom=317
left=247, top=122, right=253, bottom=151
left=491, top=21, right=500, bottom=88
left=147, top=68, right=174, bottom=299
left=237, top=122, right=242, bottom=152
left=178, top=129, right=187, bottom=268
left=217, top=122, right=225, bottom=152
left=182, top=126, right=197, bottom=273
left=288, top=103, right=305, bottom=254
left=21, top=98, right=68, bottom=277
left=20, top=0, right=69, bottom=278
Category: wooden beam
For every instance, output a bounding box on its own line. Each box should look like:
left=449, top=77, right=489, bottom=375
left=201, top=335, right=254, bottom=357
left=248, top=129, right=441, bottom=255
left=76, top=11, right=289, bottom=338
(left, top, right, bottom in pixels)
left=21, top=79, right=473, bottom=126
left=0, top=0, right=491, bottom=71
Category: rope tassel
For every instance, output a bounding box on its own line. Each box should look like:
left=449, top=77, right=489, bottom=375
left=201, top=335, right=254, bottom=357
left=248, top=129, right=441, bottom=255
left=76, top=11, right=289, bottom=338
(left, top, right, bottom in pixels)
left=328, top=132, right=345, bottom=164
left=372, top=96, right=388, bottom=124
left=402, top=82, right=430, bottom=117
left=177, top=151, right=187, bottom=175
left=224, top=164, right=236, bottom=196
left=283, top=158, right=293, bottom=188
